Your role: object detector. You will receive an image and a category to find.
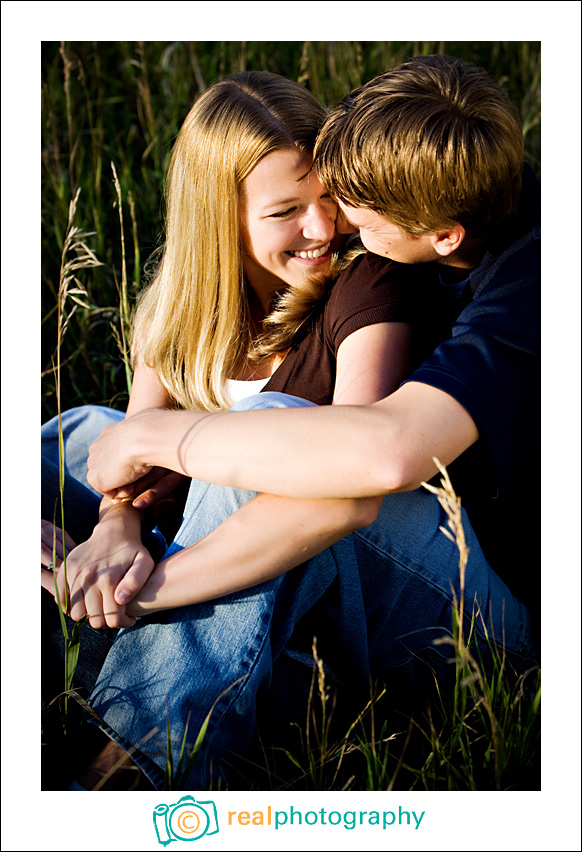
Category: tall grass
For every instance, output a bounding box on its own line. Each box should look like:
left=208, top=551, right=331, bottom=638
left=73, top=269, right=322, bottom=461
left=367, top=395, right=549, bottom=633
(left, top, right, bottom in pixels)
left=41, top=189, right=101, bottom=782
left=52, top=188, right=101, bottom=711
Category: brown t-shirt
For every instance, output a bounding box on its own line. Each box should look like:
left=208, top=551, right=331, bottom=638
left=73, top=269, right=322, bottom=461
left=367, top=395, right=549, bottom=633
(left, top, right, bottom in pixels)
left=263, top=251, right=436, bottom=405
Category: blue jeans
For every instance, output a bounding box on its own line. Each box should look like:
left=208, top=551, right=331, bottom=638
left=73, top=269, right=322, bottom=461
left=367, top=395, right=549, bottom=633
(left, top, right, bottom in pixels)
left=41, top=395, right=535, bottom=790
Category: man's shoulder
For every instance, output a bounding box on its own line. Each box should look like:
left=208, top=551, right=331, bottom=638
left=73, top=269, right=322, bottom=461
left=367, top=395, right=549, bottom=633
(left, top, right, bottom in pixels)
left=471, top=225, right=540, bottom=302
left=478, top=163, right=540, bottom=270
left=471, top=164, right=540, bottom=301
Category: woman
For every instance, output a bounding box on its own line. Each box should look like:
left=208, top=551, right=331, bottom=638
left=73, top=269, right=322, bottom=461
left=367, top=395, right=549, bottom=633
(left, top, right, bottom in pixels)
left=41, top=71, right=429, bottom=788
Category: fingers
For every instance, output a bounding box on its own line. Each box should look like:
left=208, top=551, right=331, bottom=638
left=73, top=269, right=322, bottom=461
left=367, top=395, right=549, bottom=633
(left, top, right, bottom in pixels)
left=55, top=552, right=88, bottom=615
left=99, top=589, right=137, bottom=629
left=41, top=520, right=77, bottom=565
left=114, top=549, right=155, bottom=605
left=111, top=467, right=174, bottom=503
left=46, top=535, right=152, bottom=629
left=62, top=528, right=77, bottom=553
left=41, top=537, right=63, bottom=568
left=56, top=562, right=73, bottom=612
left=41, top=521, right=64, bottom=562
left=63, top=567, right=136, bottom=629
left=129, top=490, right=157, bottom=510
left=42, top=518, right=63, bottom=534
left=111, top=467, right=164, bottom=501
left=67, top=573, right=89, bottom=622
left=131, top=471, right=187, bottom=510
left=40, top=567, right=57, bottom=597
left=82, top=580, right=136, bottom=630
left=59, top=551, right=147, bottom=629
left=42, top=565, right=135, bottom=629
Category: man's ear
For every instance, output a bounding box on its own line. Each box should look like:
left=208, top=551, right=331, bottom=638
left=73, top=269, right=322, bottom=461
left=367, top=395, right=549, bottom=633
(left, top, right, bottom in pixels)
left=430, top=224, right=466, bottom=257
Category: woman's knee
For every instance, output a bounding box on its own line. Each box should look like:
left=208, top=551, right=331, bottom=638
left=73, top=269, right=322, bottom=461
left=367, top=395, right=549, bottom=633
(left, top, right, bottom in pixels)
left=42, top=405, right=125, bottom=492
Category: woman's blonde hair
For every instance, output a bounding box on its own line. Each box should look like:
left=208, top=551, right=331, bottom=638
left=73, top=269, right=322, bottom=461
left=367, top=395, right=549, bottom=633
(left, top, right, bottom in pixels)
left=133, top=71, right=327, bottom=411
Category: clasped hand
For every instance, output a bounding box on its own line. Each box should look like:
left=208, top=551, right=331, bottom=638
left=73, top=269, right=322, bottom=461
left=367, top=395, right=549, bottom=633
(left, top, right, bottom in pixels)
left=41, top=518, right=154, bottom=629
left=42, top=457, right=191, bottom=628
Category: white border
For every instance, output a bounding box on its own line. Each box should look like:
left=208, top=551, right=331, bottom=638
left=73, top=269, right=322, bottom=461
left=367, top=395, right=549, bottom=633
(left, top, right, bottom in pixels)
left=2, top=3, right=580, bottom=850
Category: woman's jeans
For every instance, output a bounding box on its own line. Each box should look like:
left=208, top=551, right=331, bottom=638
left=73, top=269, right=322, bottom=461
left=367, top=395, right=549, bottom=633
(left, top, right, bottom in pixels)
left=41, top=395, right=535, bottom=790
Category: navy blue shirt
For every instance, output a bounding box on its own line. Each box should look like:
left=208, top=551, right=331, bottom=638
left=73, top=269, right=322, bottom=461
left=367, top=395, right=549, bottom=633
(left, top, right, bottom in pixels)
left=406, top=165, right=541, bottom=620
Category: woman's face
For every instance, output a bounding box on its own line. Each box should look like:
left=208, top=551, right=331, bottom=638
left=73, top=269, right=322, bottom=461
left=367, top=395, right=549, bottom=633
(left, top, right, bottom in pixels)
left=240, top=149, right=339, bottom=304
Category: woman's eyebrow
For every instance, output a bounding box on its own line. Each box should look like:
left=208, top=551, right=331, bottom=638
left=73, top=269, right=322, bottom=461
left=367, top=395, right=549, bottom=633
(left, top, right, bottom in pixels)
left=262, top=177, right=318, bottom=210
left=260, top=195, right=303, bottom=212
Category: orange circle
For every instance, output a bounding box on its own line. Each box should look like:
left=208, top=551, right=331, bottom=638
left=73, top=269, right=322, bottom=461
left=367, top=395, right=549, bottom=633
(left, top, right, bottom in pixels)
left=176, top=809, right=200, bottom=835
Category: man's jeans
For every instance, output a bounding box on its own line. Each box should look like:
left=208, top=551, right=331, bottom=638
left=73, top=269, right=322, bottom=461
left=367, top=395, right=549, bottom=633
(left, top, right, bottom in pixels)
left=41, top=394, right=535, bottom=790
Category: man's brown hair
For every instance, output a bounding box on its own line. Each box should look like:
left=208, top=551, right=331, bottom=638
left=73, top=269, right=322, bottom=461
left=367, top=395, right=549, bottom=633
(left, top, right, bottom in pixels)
left=314, top=55, right=524, bottom=236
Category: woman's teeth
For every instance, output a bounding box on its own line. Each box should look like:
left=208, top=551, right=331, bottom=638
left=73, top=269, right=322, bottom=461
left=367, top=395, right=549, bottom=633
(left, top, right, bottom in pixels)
left=289, top=242, right=330, bottom=259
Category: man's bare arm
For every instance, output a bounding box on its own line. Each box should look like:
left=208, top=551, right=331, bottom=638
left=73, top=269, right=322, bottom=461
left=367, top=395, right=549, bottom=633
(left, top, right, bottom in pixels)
left=88, top=382, right=478, bottom=500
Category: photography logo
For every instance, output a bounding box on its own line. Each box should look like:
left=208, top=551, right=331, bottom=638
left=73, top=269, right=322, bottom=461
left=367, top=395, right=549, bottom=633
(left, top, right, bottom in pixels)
left=153, top=796, right=219, bottom=844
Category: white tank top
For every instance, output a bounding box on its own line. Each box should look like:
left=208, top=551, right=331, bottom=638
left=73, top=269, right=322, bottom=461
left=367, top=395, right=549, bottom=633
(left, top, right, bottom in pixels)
left=226, top=377, right=270, bottom=404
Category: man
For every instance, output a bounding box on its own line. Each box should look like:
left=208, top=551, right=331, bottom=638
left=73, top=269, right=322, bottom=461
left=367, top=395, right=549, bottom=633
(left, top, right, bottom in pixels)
left=69, top=55, right=541, bottom=789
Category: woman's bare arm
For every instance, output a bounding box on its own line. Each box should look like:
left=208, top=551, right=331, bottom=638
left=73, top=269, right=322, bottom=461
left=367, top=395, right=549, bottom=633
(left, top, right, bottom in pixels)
left=332, top=321, right=411, bottom=405
left=127, top=491, right=381, bottom=614
left=126, top=352, right=174, bottom=416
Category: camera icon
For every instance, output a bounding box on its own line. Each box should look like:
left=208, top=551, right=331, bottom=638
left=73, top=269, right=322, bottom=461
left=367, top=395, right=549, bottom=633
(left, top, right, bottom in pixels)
left=153, top=795, right=219, bottom=844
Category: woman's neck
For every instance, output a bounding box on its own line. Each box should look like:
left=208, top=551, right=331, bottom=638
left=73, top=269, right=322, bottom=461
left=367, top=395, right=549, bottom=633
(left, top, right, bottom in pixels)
left=229, top=284, right=287, bottom=382
left=230, top=350, right=287, bottom=381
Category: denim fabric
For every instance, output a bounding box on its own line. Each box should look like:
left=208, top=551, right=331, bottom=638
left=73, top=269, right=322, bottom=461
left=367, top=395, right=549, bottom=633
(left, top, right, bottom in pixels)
left=41, top=395, right=535, bottom=791
left=41, top=404, right=125, bottom=496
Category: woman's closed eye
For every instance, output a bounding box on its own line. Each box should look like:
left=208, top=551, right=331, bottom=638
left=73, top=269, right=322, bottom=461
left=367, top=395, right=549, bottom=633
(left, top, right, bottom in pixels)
left=269, top=195, right=333, bottom=220
left=269, top=207, right=296, bottom=219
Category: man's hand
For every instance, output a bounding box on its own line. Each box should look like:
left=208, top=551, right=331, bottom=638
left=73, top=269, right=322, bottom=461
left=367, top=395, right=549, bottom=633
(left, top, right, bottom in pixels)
left=87, top=411, right=155, bottom=495
left=87, top=407, right=211, bottom=495
left=40, top=519, right=155, bottom=629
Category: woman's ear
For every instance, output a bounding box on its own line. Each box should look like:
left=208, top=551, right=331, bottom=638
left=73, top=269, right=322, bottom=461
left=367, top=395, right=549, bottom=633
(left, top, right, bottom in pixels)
left=431, top=224, right=466, bottom=257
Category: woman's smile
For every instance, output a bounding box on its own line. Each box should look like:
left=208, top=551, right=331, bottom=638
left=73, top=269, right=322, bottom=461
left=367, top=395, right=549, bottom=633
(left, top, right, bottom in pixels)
left=287, top=240, right=331, bottom=260
left=240, top=148, right=338, bottom=302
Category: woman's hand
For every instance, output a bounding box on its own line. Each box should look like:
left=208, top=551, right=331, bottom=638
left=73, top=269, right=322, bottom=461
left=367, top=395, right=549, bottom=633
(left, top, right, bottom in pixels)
left=40, top=517, right=155, bottom=629
left=110, top=467, right=190, bottom=512
left=41, top=520, right=77, bottom=596
left=41, top=518, right=77, bottom=569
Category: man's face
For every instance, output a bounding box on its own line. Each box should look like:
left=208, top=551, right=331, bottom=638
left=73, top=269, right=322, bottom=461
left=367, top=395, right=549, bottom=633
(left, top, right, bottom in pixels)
left=337, top=201, right=438, bottom=264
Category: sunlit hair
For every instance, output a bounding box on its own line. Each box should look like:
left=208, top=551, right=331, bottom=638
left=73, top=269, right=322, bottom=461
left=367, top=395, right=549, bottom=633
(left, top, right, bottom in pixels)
left=251, top=247, right=364, bottom=359
left=133, top=71, right=327, bottom=411
left=314, top=54, right=525, bottom=236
